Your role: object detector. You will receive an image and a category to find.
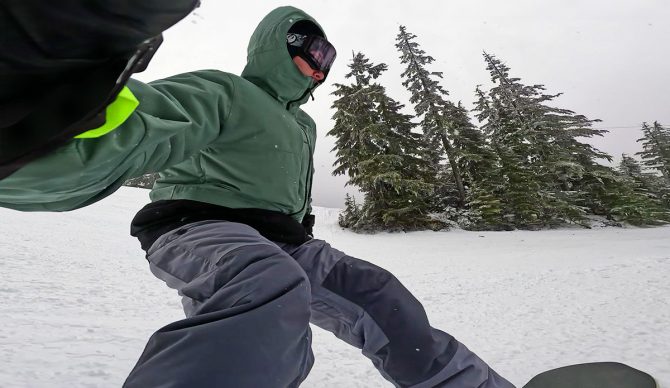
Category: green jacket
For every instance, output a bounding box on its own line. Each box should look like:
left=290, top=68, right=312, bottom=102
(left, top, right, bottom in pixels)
left=0, top=6, right=322, bottom=223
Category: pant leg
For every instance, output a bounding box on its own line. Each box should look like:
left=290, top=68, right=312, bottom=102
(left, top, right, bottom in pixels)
left=279, top=239, right=515, bottom=388
left=124, top=220, right=314, bottom=388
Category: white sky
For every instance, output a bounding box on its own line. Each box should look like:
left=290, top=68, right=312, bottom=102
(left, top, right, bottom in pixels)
left=135, top=0, right=670, bottom=208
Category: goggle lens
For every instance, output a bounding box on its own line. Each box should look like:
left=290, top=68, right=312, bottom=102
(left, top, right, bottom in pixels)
left=287, top=33, right=336, bottom=72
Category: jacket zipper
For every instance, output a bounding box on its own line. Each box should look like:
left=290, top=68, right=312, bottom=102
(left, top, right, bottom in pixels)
left=291, top=146, right=313, bottom=217
left=287, top=86, right=316, bottom=217
left=285, top=86, right=312, bottom=110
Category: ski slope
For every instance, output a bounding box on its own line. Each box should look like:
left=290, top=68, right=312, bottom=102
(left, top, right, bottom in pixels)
left=0, top=187, right=668, bottom=387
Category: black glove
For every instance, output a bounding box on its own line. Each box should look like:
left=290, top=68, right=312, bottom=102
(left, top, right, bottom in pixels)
left=301, top=214, right=316, bottom=238
left=0, top=0, right=200, bottom=180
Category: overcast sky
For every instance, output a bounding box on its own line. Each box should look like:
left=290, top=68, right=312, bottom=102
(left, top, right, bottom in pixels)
left=135, top=0, right=670, bottom=208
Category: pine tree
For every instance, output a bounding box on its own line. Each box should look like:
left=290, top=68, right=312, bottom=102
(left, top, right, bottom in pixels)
left=466, top=86, right=509, bottom=229
left=619, top=153, right=670, bottom=211
left=608, top=155, right=670, bottom=225
left=474, top=56, right=553, bottom=228
left=338, top=193, right=361, bottom=228
left=619, top=154, right=644, bottom=179
left=396, top=26, right=477, bottom=207
left=618, top=154, right=656, bottom=204
left=474, top=52, right=619, bottom=228
left=450, top=102, right=488, bottom=183
left=636, top=121, right=670, bottom=183
left=329, top=52, right=437, bottom=232
left=329, top=53, right=386, bottom=182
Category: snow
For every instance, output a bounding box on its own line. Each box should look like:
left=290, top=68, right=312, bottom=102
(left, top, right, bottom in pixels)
left=0, top=187, right=668, bottom=387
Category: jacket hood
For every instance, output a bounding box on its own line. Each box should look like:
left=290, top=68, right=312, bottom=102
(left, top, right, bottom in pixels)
left=241, top=6, right=326, bottom=108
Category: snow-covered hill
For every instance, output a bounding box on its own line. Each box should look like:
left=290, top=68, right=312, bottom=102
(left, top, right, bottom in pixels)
left=1, top=187, right=668, bottom=387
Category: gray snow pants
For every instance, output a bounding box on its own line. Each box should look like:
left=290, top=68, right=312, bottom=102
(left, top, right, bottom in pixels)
left=124, top=220, right=514, bottom=388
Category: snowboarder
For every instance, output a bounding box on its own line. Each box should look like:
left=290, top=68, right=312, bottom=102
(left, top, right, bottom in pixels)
left=0, top=4, right=514, bottom=388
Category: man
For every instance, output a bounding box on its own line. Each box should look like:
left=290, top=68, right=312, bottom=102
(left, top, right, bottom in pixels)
left=0, top=5, right=514, bottom=388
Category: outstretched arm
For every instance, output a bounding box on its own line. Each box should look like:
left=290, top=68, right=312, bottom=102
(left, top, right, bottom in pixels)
left=0, top=70, right=234, bottom=211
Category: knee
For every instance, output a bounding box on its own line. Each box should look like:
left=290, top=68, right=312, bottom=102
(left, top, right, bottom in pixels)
left=254, top=244, right=311, bottom=288
left=244, top=250, right=312, bottom=324
left=322, top=256, right=430, bottom=339
left=271, top=252, right=312, bottom=302
left=322, top=256, right=403, bottom=305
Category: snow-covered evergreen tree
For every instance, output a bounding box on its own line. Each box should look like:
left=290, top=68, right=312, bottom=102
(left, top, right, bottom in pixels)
left=450, top=102, right=488, bottom=183
left=338, top=193, right=361, bottom=228
left=619, top=153, right=670, bottom=211
left=465, top=86, right=509, bottom=229
left=619, top=154, right=644, bottom=179
left=396, top=26, right=483, bottom=208
left=329, top=53, right=437, bottom=232
left=474, top=53, right=620, bottom=228
left=474, top=55, right=552, bottom=228
left=636, top=121, right=670, bottom=183
left=607, top=155, right=669, bottom=225
left=329, top=53, right=385, bottom=181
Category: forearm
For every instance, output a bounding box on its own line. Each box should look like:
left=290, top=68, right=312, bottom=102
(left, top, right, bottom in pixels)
left=0, top=71, right=234, bottom=211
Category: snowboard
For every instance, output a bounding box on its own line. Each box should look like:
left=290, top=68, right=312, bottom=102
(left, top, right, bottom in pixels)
left=523, top=362, right=658, bottom=388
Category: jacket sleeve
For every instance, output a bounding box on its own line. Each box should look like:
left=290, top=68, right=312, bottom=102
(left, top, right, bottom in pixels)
left=0, top=70, right=235, bottom=212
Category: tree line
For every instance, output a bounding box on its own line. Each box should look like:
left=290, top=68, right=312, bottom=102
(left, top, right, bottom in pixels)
left=331, top=26, right=670, bottom=232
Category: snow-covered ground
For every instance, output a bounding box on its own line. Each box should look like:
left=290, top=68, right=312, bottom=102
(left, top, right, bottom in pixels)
left=0, top=187, right=668, bottom=388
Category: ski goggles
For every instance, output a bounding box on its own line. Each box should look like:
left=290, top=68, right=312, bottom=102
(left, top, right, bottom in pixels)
left=287, top=33, right=337, bottom=72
